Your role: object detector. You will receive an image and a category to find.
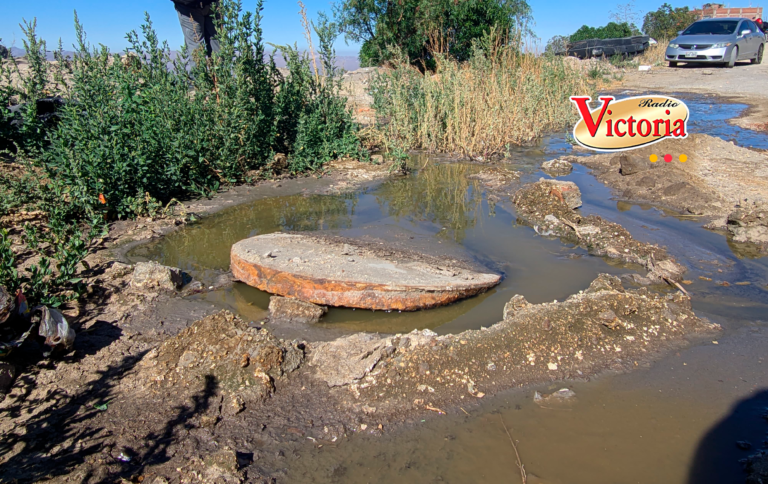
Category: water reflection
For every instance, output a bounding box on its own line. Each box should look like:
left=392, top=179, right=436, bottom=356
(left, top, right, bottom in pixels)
left=374, top=161, right=485, bottom=242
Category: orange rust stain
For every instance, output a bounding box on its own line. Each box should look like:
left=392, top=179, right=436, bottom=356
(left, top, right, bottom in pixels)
left=230, top=253, right=500, bottom=311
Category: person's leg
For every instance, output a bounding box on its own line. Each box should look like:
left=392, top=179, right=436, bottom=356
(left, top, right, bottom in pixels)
left=202, top=7, right=220, bottom=55
left=175, top=4, right=206, bottom=55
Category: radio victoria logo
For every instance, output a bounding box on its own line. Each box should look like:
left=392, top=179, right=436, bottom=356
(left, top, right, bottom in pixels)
left=569, top=95, right=689, bottom=152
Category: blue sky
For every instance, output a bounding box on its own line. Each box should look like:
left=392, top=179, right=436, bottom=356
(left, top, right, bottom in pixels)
left=2, top=0, right=704, bottom=54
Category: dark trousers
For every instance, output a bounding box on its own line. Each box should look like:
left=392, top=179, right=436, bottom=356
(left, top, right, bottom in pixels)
left=175, top=3, right=220, bottom=57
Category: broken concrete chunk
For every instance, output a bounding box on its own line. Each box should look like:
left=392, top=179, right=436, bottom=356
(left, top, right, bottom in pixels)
left=268, top=296, right=327, bottom=324
left=541, top=157, right=574, bottom=177
left=585, top=274, right=625, bottom=294
left=616, top=152, right=650, bottom=176
left=537, top=179, right=582, bottom=209
left=310, top=333, right=389, bottom=387
left=503, top=294, right=530, bottom=320
left=647, top=258, right=686, bottom=283
left=131, top=261, right=183, bottom=292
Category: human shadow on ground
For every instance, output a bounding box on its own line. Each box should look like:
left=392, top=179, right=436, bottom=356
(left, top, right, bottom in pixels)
left=0, top=351, right=220, bottom=482
left=688, top=388, right=768, bottom=484
left=0, top=350, right=148, bottom=482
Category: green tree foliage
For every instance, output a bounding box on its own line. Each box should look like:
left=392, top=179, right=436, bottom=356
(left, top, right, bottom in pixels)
left=334, top=0, right=531, bottom=68
left=569, top=21, right=638, bottom=42
left=642, top=3, right=698, bottom=40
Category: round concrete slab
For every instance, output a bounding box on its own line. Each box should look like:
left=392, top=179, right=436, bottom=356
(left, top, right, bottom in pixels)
left=230, top=234, right=501, bottom=311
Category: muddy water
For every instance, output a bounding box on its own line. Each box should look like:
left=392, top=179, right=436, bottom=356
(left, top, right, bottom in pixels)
left=130, top=94, right=768, bottom=483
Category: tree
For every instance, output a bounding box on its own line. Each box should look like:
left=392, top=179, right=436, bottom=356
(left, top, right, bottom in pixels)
left=642, top=3, right=698, bottom=40
left=334, top=0, right=531, bottom=68
left=610, top=1, right=641, bottom=28
left=569, top=22, right=636, bottom=42
left=545, top=35, right=570, bottom=55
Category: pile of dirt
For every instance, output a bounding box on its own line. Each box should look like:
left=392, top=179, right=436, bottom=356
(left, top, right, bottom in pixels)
left=140, top=311, right=304, bottom=406
left=577, top=134, right=768, bottom=252
left=318, top=274, right=719, bottom=420
left=512, top=178, right=686, bottom=283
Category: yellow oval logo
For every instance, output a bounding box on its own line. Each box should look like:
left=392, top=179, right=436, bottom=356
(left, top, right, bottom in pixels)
left=570, top=95, right=689, bottom=152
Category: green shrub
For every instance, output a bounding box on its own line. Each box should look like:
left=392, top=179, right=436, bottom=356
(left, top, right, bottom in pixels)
left=2, top=0, right=365, bottom=220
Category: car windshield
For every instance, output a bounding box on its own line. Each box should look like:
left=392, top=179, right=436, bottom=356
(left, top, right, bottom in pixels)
left=682, top=20, right=739, bottom=35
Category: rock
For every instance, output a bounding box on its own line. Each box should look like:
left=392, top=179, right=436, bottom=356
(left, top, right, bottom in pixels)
left=270, top=153, right=288, bottom=173
left=0, top=362, right=17, bottom=396
left=503, top=294, right=530, bottom=320
left=534, top=388, right=576, bottom=405
left=621, top=273, right=653, bottom=286
left=371, top=154, right=384, bottom=164
left=541, top=157, right=574, bottom=177
left=204, top=449, right=243, bottom=483
left=647, top=259, right=686, bottom=283
left=585, top=274, right=625, bottom=294
left=310, top=333, right=391, bottom=387
left=537, top=179, right=582, bottom=209
left=616, top=153, right=650, bottom=176
left=0, top=285, right=13, bottom=323
left=727, top=206, right=768, bottom=249
left=636, top=175, right=657, bottom=188
left=131, top=261, right=183, bottom=292
left=737, top=441, right=753, bottom=450
left=268, top=296, right=327, bottom=324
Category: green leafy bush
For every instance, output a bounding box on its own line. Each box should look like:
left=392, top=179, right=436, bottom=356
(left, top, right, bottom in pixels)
left=2, top=0, right=365, bottom=220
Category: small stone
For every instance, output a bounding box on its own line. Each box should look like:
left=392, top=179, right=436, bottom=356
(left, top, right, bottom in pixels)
left=131, top=261, right=183, bottom=292
left=541, top=157, right=574, bottom=177
left=486, top=362, right=497, bottom=371
left=268, top=296, right=327, bottom=324
left=534, top=388, right=576, bottom=406
left=360, top=424, right=368, bottom=430
left=547, top=362, right=558, bottom=370
left=737, top=441, right=753, bottom=450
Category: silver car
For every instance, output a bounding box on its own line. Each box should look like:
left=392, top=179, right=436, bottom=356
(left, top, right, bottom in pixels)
left=665, top=17, right=765, bottom=67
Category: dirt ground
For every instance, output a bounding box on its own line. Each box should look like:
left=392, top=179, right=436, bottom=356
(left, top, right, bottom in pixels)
left=621, top=61, right=768, bottom=130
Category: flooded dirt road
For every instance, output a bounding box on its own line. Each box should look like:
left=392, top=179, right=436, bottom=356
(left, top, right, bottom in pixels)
left=120, top=94, right=768, bottom=483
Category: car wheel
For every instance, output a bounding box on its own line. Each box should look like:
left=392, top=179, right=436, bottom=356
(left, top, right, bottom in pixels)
left=727, top=47, right=738, bottom=68
left=752, top=44, right=764, bottom=64
left=669, top=61, right=678, bottom=67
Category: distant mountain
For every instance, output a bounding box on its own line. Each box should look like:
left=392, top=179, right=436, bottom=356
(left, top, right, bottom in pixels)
left=7, top=46, right=360, bottom=71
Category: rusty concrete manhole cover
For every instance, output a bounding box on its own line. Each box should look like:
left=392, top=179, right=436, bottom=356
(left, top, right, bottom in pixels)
left=231, top=233, right=501, bottom=311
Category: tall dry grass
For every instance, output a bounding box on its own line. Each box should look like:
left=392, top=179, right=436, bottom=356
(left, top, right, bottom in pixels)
left=635, top=40, right=669, bottom=66
left=367, top=41, right=594, bottom=159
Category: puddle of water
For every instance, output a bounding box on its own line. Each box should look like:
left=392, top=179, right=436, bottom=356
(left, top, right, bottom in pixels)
left=130, top=93, right=768, bottom=336
left=284, top=373, right=768, bottom=484
left=132, top=160, right=639, bottom=336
